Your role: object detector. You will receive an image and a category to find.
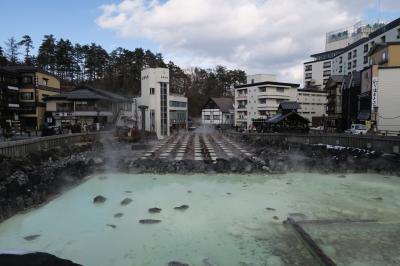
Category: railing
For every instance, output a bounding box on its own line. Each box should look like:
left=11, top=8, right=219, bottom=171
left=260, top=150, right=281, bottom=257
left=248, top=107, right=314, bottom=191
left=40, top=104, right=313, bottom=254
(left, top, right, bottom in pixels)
left=0, top=131, right=111, bottom=158
left=226, top=132, right=400, bottom=154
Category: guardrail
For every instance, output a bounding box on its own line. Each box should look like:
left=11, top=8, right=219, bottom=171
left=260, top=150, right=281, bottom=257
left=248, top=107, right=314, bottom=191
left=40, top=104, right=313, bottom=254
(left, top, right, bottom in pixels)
left=0, top=131, right=111, bottom=158
left=226, top=132, right=400, bottom=154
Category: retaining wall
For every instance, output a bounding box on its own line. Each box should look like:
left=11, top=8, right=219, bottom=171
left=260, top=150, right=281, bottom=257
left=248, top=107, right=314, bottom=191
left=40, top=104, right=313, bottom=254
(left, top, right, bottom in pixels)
left=227, top=132, right=400, bottom=154
left=0, top=132, right=110, bottom=158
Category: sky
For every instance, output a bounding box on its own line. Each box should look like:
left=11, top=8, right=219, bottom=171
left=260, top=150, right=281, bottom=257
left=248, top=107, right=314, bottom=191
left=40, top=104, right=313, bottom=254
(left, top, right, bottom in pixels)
left=1, top=0, right=399, bottom=84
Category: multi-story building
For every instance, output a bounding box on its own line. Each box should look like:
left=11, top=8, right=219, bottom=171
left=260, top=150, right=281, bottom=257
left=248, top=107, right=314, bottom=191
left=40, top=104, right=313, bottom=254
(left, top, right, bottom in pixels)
left=325, top=75, right=347, bottom=132
left=0, top=67, right=20, bottom=134
left=134, top=68, right=188, bottom=139
left=296, top=87, right=327, bottom=126
left=7, top=66, right=61, bottom=130
left=234, top=75, right=299, bottom=129
left=304, top=18, right=400, bottom=88
left=44, top=85, right=131, bottom=129
left=201, top=97, right=234, bottom=127
left=364, top=42, right=400, bottom=132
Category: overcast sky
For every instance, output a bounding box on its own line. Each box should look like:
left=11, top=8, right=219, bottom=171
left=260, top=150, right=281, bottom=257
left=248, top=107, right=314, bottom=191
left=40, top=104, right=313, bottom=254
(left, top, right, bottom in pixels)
left=1, top=0, right=400, bottom=84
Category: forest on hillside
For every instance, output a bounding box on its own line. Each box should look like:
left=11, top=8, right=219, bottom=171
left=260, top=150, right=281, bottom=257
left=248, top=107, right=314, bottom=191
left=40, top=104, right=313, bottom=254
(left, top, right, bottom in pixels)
left=0, top=35, right=246, bottom=116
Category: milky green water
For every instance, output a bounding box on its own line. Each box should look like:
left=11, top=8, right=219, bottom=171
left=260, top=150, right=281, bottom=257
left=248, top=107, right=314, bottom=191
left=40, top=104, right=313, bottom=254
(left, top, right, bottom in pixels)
left=0, top=173, right=400, bottom=266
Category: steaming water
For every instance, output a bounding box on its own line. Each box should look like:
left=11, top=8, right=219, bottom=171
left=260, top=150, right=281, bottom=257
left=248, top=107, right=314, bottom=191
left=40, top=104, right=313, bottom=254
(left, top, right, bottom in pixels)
left=0, top=173, right=400, bottom=265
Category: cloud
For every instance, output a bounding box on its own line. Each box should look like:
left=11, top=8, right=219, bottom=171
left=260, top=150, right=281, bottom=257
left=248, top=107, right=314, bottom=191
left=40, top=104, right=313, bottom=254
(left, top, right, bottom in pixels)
left=96, top=0, right=379, bottom=83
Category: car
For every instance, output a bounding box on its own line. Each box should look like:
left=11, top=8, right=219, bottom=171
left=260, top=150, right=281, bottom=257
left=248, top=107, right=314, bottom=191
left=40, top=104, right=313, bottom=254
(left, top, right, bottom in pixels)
left=350, top=124, right=368, bottom=135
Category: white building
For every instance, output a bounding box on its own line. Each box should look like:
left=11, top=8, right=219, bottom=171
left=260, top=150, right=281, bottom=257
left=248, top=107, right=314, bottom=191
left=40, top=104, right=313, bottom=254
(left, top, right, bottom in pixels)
left=133, top=68, right=188, bottom=139
left=201, top=97, right=234, bottom=126
left=297, top=88, right=328, bottom=126
left=304, top=18, right=400, bottom=88
left=234, top=75, right=299, bottom=128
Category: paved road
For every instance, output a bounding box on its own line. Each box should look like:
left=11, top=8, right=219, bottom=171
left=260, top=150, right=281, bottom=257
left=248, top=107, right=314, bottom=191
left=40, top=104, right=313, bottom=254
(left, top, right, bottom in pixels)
left=140, top=132, right=254, bottom=161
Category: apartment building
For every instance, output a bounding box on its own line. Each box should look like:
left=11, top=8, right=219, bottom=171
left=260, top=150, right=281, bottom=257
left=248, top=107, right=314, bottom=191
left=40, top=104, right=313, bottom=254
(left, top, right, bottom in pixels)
left=304, top=18, right=400, bottom=88
left=0, top=67, right=20, bottom=133
left=134, top=68, right=188, bottom=139
left=6, top=66, right=61, bottom=129
left=296, top=87, right=327, bottom=126
left=234, top=75, right=299, bottom=128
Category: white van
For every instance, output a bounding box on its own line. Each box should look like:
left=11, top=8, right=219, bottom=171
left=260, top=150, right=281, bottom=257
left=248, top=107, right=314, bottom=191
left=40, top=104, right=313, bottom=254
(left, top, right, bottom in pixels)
left=350, top=124, right=368, bottom=135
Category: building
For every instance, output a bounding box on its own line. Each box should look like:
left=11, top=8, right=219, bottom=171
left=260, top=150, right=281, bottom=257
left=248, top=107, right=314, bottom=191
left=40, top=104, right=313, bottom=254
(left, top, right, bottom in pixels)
left=304, top=17, right=400, bottom=88
left=234, top=75, right=299, bottom=129
left=342, top=72, right=361, bottom=130
left=253, top=102, right=309, bottom=133
left=296, top=87, right=327, bottom=126
left=364, top=42, right=400, bottom=132
left=0, top=67, right=20, bottom=135
left=5, top=66, right=61, bottom=130
left=325, top=75, right=347, bottom=132
left=201, top=97, right=234, bottom=127
left=133, top=68, right=188, bottom=139
left=44, top=85, right=131, bottom=129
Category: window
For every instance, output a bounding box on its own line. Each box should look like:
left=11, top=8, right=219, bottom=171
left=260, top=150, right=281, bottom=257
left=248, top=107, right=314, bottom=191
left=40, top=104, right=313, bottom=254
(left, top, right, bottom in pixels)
left=381, top=35, right=386, bottom=43
left=305, top=73, right=312, bottom=79
left=258, top=86, right=266, bottom=92
left=371, top=41, right=375, bottom=47
left=305, top=65, right=312, bottom=71
left=42, top=78, right=48, bottom=86
left=170, top=101, right=187, bottom=108
left=160, top=82, right=168, bottom=136
left=348, top=52, right=352, bottom=60
left=204, top=115, right=210, bottom=120
left=353, top=60, right=357, bottom=68
left=364, top=44, right=369, bottom=53
left=323, top=70, right=331, bottom=77
left=353, top=50, right=357, bottom=58
left=364, top=56, right=368, bottom=64
left=20, top=92, right=34, bottom=100
left=21, top=76, right=33, bottom=84
left=213, top=115, right=220, bottom=120
left=339, top=66, right=343, bottom=73
left=397, top=28, right=400, bottom=39
left=276, top=87, right=284, bottom=93
left=339, top=56, right=343, bottom=64
left=251, top=79, right=255, bottom=84
left=323, top=61, right=331, bottom=68
left=150, top=87, right=155, bottom=95
left=348, top=62, right=352, bottom=69
left=382, top=52, right=387, bottom=63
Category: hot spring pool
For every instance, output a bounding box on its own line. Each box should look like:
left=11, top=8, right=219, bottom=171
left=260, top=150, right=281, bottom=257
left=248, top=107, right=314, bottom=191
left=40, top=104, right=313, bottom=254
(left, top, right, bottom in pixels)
left=0, top=173, right=400, bottom=265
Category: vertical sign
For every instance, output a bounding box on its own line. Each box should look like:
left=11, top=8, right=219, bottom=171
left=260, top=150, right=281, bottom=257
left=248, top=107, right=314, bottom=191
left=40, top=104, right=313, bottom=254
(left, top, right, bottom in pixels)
left=371, top=77, right=379, bottom=109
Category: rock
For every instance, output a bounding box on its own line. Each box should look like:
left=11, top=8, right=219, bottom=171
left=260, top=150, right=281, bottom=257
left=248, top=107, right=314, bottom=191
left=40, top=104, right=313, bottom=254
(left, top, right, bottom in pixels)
left=148, top=207, right=162, bottom=213
left=93, top=157, right=104, bottom=165
left=372, top=197, right=383, bottom=201
left=226, top=192, right=232, bottom=195
left=168, top=261, right=189, bottom=266
left=120, top=198, right=133, bottom=206
left=139, top=219, right=161, bottom=224
left=174, top=205, right=189, bottom=211
left=262, top=166, right=271, bottom=172
left=24, top=234, right=40, bottom=241
left=266, top=208, right=276, bottom=211
left=337, top=175, right=346, bottom=178
left=125, top=190, right=132, bottom=193
left=272, top=216, right=279, bottom=220
left=93, top=195, right=107, bottom=204
left=187, top=190, right=192, bottom=193
left=114, top=213, right=124, bottom=218
left=106, top=224, right=116, bottom=229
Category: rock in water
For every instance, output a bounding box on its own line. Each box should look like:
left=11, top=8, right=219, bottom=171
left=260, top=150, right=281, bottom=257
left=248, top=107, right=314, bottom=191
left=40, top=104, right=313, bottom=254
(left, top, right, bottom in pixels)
left=106, top=224, right=116, bottom=229
left=93, top=195, right=106, bottom=204
left=266, top=207, right=276, bottom=211
left=168, top=261, right=189, bottom=266
left=148, top=207, right=162, bottom=213
left=114, top=213, right=124, bottom=218
left=24, top=234, right=40, bottom=241
left=174, top=205, right=189, bottom=211
left=139, top=219, right=161, bottom=224
left=120, top=198, right=133, bottom=206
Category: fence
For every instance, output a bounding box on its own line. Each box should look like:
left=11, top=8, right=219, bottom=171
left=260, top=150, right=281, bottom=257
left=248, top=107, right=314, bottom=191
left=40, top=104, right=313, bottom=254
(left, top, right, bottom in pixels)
left=227, top=132, right=400, bottom=154
left=0, top=132, right=110, bottom=158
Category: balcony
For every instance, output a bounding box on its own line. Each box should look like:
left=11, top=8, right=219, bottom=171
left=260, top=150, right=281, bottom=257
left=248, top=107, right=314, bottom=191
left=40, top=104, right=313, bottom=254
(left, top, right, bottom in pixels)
left=237, top=105, right=247, bottom=109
